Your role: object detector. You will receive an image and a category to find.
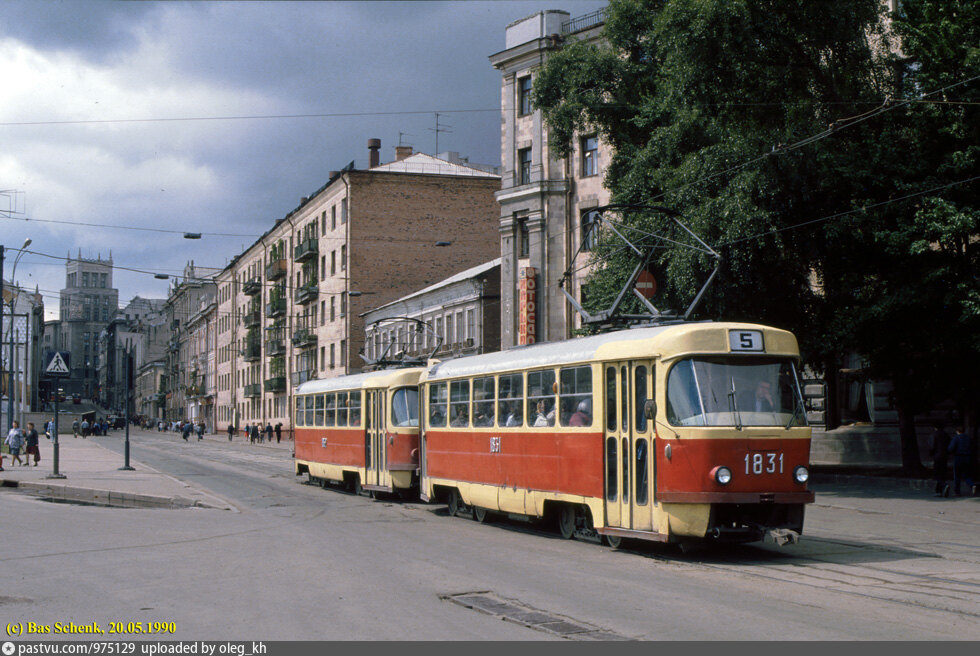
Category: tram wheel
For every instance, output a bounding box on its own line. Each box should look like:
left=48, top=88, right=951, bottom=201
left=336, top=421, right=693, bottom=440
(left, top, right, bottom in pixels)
left=447, top=489, right=461, bottom=517
left=473, top=506, right=492, bottom=524
left=557, top=505, right=576, bottom=540
left=604, top=534, right=623, bottom=549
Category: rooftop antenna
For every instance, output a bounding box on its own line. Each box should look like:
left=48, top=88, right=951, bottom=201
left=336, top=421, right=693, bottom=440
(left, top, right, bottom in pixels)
left=398, top=131, right=415, bottom=147
left=428, top=113, right=453, bottom=154
left=559, top=204, right=722, bottom=328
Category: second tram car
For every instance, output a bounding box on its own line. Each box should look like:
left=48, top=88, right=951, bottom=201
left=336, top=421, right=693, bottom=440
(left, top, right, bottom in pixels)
left=418, top=322, right=814, bottom=545
left=294, top=367, right=423, bottom=495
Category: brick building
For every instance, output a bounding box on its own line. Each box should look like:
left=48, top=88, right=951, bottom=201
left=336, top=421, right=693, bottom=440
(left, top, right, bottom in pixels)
left=212, top=140, right=500, bottom=434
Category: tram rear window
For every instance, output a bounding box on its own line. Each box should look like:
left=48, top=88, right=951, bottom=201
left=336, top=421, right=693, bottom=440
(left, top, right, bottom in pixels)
left=392, top=387, right=419, bottom=427
left=666, top=357, right=807, bottom=428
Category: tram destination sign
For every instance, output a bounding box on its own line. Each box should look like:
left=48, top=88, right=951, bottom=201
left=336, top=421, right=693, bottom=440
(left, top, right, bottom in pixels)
left=44, top=351, right=71, bottom=377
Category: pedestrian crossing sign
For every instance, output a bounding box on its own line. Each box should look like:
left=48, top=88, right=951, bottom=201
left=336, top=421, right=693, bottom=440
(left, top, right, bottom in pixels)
left=45, top=351, right=71, bottom=376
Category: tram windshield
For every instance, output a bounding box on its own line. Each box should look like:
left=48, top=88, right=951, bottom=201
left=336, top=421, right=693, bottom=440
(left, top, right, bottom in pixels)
left=666, top=357, right=806, bottom=428
left=391, top=387, right=420, bottom=427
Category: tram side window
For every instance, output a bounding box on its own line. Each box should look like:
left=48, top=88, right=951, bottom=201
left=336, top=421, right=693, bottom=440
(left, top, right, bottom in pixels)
left=305, top=395, right=315, bottom=427
left=635, top=366, right=648, bottom=432
left=527, top=369, right=556, bottom=427
left=428, top=383, right=448, bottom=427
left=324, top=394, right=336, bottom=426
left=449, top=380, right=470, bottom=427
left=636, top=438, right=649, bottom=505
left=606, top=437, right=617, bottom=501
left=349, top=392, right=362, bottom=426
left=314, top=394, right=325, bottom=426
left=336, top=392, right=348, bottom=426
left=606, top=367, right=617, bottom=431
left=559, top=366, right=592, bottom=427
left=391, top=387, right=419, bottom=427
left=498, top=373, right=523, bottom=427
left=295, top=397, right=305, bottom=427
left=472, top=377, right=495, bottom=427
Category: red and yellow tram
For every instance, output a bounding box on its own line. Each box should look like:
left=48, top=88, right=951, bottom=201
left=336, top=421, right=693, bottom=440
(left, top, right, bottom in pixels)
left=418, top=322, right=814, bottom=546
left=294, top=368, right=423, bottom=495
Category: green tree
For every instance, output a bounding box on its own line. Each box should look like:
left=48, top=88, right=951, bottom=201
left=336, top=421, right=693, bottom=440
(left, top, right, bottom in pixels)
left=534, top=0, right=978, bottom=473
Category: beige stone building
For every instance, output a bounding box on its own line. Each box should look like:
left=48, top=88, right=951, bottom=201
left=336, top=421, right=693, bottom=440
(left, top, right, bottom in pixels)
left=212, top=141, right=501, bottom=435
left=490, top=8, right=612, bottom=348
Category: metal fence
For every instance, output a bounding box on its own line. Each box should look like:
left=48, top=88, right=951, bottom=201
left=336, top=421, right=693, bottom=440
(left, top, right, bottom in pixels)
left=561, top=8, right=607, bottom=35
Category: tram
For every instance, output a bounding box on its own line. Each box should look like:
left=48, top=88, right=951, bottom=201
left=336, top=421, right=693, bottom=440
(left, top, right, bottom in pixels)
left=294, top=367, right=423, bottom=495
left=418, top=322, right=814, bottom=546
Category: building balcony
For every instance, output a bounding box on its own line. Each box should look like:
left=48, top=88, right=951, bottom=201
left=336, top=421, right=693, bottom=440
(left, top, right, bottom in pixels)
left=186, top=384, right=203, bottom=397
left=243, top=308, right=262, bottom=328
left=293, top=238, right=318, bottom=263
left=244, top=383, right=262, bottom=398
left=291, top=369, right=316, bottom=386
left=242, top=341, right=262, bottom=362
left=291, top=328, right=317, bottom=349
left=243, top=277, right=262, bottom=296
left=294, top=282, right=318, bottom=305
left=264, top=376, right=286, bottom=393
left=265, top=298, right=286, bottom=318
left=265, top=258, right=288, bottom=281
left=265, top=338, right=286, bottom=356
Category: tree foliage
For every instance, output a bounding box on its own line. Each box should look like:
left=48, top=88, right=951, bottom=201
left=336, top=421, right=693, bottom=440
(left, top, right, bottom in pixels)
left=534, top=0, right=979, bottom=472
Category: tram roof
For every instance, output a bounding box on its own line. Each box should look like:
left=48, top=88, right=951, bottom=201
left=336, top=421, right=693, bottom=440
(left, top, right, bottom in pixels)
left=295, top=367, right=424, bottom=395
left=425, top=321, right=795, bottom=380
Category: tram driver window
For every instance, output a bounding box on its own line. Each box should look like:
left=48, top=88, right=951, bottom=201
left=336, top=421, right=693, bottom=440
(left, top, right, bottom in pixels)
left=527, top=369, right=556, bottom=427
left=428, top=383, right=448, bottom=427
left=391, top=387, right=419, bottom=427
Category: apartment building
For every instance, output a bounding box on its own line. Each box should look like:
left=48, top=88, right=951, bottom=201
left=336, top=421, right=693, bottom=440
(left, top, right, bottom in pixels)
left=213, top=140, right=500, bottom=434
left=490, top=8, right=612, bottom=348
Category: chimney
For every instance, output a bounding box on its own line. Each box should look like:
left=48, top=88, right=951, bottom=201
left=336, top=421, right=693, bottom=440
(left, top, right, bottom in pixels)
left=395, top=145, right=413, bottom=161
left=368, top=138, right=381, bottom=168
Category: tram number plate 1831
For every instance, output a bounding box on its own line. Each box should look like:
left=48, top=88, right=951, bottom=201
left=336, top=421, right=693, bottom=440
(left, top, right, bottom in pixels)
left=745, top=452, right=783, bottom=475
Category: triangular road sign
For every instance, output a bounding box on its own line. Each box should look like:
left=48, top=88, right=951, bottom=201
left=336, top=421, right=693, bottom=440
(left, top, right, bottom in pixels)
left=45, top=351, right=70, bottom=375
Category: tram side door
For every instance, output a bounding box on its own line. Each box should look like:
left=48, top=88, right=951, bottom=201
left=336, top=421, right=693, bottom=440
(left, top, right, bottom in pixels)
left=364, top=389, right=386, bottom=489
left=603, top=361, right=655, bottom=533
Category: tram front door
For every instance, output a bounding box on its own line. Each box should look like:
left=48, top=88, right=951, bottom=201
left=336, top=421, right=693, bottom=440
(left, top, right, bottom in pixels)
left=364, top=389, right=387, bottom=490
left=603, top=360, right=655, bottom=534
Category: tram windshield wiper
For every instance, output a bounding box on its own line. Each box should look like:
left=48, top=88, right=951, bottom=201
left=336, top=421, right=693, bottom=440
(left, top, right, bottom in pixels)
left=785, top=398, right=802, bottom=429
left=728, top=376, right=742, bottom=431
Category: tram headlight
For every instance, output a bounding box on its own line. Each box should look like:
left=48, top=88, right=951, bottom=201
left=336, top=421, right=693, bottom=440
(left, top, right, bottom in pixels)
left=793, top=466, right=809, bottom=484
left=711, top=466, right=732, bottom=485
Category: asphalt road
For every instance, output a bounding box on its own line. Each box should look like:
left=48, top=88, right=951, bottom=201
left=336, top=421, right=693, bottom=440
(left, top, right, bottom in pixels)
left=2, top=430, right=977, bottom=641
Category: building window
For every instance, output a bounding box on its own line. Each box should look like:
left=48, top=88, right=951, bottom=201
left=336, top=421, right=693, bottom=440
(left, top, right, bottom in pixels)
left=517, top=216, right=530, bottom=258
left=320, top=300, right=326, bottom=325
left=331, top=251, right=336, bottom=275
left=320, top=346, right=325, bottom=371
left=82, top=272, right=89, bottom=287
left=340, top=292, right=346, bottom=317
left=518, top=76, right=533, bottom=116
left=582, top=136, right=598, bottom=177
left=330, top=344, right=336, bottom=369
left=320, top=255, right=326, bottom=280
left=321, top=212, right=326, bottom=236
left=466, top=309, right=475, bottom=343
left=340, top=245, right=346, bottom=271
left=581, top=209, right=600, bottom=251
left=340, top=339, right=346, bottom=367
left=518, top=147, right=532, bottom=185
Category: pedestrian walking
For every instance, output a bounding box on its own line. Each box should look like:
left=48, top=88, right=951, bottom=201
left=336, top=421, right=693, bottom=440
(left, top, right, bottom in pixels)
left=265, top=423, right=273, bottom=443
left=227, top=423, right=234, bottom=441
left=275, top=422, right=282, bottom=444
left=181, top=422, right=191, bottom=441
left=196, top=422, right=205, bottom=441
left=24, top=422, right=40, bottom=467
left=72, top=418, right=80, bottom=438
left=80, top=418, right=89, bottom=438
left=249, top=423, right=256, bottom=444
left=930, top=421, right=951, bottom=497
left=949, top=426, right=976, bottom=497
left=5, top=421, right=26, bottom=467
left=45, top=418, right=55, bottom=440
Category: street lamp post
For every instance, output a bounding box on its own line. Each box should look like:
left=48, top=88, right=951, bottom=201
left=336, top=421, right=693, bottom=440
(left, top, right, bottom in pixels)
left=120, top=343, right=135, bottom=470
left=3, top=237, right=31, bottom=433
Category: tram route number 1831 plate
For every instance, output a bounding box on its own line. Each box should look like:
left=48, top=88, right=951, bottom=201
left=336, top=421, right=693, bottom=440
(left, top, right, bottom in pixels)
left=729, top=330, right=764, bottom=352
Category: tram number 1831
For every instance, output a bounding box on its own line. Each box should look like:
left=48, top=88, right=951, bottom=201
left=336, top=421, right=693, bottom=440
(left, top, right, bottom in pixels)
left=745, top=452, right=784, bottom=475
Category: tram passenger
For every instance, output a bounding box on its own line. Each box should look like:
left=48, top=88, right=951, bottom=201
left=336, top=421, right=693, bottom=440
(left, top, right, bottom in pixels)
left=474, top=408, right=492, bottom=427
left=569, top=399, right=592, bottom=427
left=533, top=400, right=554, bottom=427
left=451, top=405, right=469, bottom=427
left=504, top=403, right=522, bottom=427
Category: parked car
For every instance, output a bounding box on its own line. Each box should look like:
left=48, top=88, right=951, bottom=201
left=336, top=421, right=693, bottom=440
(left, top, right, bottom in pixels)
left=72, top=394, right=81, bottom=404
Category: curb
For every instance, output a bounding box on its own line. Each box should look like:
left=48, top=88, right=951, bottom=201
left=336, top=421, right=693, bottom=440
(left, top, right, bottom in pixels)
left=0, top=478, right=219, bottom=509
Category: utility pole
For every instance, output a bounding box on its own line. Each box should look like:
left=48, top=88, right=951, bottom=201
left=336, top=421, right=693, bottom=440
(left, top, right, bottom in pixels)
left=120, top=344, right=134, bottom=470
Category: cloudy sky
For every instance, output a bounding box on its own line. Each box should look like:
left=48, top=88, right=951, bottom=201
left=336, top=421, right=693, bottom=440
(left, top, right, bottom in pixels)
left=0, top=0, right=604, bottom=319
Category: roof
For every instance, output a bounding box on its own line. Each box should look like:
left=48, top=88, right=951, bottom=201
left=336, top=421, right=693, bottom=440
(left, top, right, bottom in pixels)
left=370, top=152, right=499, bottom=178
left=295, top=367, right=424, bottom=395
left=366, top=259, right=501, bottom=315
left=424, top=322, right=798, bottom=380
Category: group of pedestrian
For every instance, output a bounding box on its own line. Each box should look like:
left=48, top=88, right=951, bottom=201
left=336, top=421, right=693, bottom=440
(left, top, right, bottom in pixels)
left=175, top=421, right=207, bottom=441
left=243, top=422, right=282, bottom=444
left=3, top=420, right=44, bottom=469
left=930, top=422, right=977, bottom=497
left=69, top=417, right=111, bottom=438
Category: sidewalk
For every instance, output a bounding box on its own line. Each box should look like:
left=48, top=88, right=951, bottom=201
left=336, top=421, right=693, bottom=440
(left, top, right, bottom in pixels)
left=0, top=429, right=241, bottom=510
